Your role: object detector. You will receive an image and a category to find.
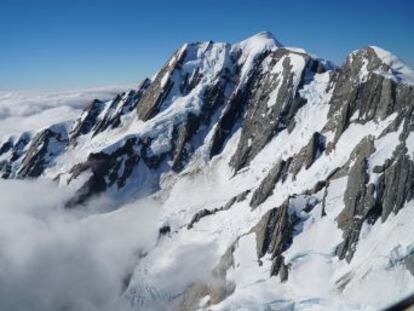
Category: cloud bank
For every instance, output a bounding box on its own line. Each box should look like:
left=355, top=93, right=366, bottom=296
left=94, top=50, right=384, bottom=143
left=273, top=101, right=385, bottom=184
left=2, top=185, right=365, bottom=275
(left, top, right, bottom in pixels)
left=0, top=179, right=160, bottom=311
left=0, top=86, right=128, bottom=138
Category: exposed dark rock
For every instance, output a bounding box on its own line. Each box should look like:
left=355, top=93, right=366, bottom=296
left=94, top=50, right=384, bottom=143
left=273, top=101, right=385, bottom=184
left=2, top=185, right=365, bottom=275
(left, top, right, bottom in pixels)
left=187, top=209, right=213, bottom=229
left=312, top=180, right=327, bottom=194
left=91, top=94, right=123, bottom=134
left=70, top=80, right=151, bottom=144
left=372, top=159, right=392, bottom=174
left=173, top=74, right=231, bottom=169
left=335, top=132, right=414, bottom=262
left=69, top=99, right=105, bottom=143
left=335, top=272, right=353, bottom=292
left=278, top=260, right=289, bottom=282
left=139, top=137, right=166, bottom=170
left=230, top=50, right=310, bottom=171
left=209, top=78, right=256, bottom=158
left=303, top=132, right=326, bottom=169
left=17, top=125, right=68, bottom=178
left=187, top=190, right=250, bottom=229
left=327, top=47, right=395, bottom=121
left=140, top=66, right=230, bottom=173
left=270, top=255, right=289, bottom=282
left=136, top=48, right=186, bottom=121
left=335, top=217, right=366, bottom=262
left=222, top=189, right=251, bottom=210
left=405, top=253, right=414, bottom=277
left=377, top=153, right=414, bottom=222
left=208, top=90, right=245, bottom=158
left=337, top=160, right=370, bottom=230
left=66, top=137, right=140, bottom=207
left=321, top=183, right=329, bottom=217
left=254, top=199, right=296, bottom=280
left=209, top=46, right=275, bottom=159
left=171, top=113, right=200, bottom=172
left=229, top=50, right=329, bottom=172
left=325, top=48, right=414, bottom=149
left=250, top=159, right=291, bottom=209
left=138, top=75, right=230, bottom=172
left=10, top=132, right=31, bottom=163
left=94, top=80, right=151, bottom=136
left=0, top=161, right=11, bottom=179
left=158, top=225, right=171, bottom=237
left=252, top=194, right=320, bottom=280
left=0, top=137, right=16, bottom=178
left=335, top=136, right=379, bottom=261
left=0, top=132, right=31, bottom=179
left=289, top=132, right=326, bottom=177
left=0, top=138, right=13, bottom=156
left=236, top=189, right=251, bottom=201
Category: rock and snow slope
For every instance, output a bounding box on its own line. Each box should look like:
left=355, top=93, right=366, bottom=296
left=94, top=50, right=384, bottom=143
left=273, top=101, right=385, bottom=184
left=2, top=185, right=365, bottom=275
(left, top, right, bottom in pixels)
left=1, top=32, right=414, bottom=310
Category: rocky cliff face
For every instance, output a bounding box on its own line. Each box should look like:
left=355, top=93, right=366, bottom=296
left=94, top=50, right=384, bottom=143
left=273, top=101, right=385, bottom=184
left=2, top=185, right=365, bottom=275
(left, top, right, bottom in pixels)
left=1, top=32, right=414, bottom=310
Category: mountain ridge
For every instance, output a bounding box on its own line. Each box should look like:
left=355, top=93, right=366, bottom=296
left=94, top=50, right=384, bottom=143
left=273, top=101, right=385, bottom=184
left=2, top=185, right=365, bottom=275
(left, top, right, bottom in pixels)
left=1, top=31, right=414, bottom=310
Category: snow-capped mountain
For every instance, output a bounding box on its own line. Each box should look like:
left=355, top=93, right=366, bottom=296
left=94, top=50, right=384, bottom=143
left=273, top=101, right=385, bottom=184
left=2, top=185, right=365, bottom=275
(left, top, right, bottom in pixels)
left=1, top=31, right=414, bottom=310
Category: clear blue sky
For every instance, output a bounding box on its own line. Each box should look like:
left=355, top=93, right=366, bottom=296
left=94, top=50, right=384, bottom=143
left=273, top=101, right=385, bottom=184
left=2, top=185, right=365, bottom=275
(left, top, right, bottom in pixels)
left=1, top=0, right=413, bottom=91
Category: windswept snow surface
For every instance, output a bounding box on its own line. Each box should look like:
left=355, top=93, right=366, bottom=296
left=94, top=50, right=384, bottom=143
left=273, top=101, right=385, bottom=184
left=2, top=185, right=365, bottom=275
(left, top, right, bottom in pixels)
left=369, top=46, right=414, bottom=86
left=349, top=45, right=414, bottom=86
left=232, top=31, right=281, bottom=87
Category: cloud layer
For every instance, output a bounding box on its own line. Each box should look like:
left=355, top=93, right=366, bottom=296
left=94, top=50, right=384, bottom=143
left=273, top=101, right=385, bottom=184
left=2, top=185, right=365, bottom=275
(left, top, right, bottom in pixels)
left=0, top=179, right=160, bottom=311
left=0, top=86, right=128, bottom=138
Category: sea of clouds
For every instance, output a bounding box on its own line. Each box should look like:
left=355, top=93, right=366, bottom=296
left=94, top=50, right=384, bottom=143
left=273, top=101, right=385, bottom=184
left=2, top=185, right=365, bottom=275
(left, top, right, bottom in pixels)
left=0, top=86, right=127, bottom=138
left=0, top=86, right=221, bottom=311
left=0, top=179, right=161, bottom=311
left=0, top=86, right=165, bottom=311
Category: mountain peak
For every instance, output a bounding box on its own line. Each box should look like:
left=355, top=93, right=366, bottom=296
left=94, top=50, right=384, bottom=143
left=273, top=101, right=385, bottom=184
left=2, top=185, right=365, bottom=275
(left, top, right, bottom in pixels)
left=368, top=45, right=414, bottom=85
left=238, top=31, right=282, bottom=49
left=248, top=31, right=279, bottom=41
left=347, top=46, right=414, bottom=86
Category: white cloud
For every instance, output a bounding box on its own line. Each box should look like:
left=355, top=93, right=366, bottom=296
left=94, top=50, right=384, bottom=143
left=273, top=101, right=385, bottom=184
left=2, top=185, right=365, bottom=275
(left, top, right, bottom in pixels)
left=0, top=179, right=161, bottom=311
left=0, top=86, right=129, bottom=138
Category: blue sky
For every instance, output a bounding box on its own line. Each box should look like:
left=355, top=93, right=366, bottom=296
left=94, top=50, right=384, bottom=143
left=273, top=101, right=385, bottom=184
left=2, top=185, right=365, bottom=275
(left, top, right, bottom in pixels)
left=1, top=0, right=413, bottom=91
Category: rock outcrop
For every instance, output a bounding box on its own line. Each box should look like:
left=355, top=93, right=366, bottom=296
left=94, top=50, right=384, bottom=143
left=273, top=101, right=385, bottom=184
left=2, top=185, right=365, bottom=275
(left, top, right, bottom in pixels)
left=187, top=190, right=250, bottom=229
left=17, top=124, right=68, bottom=178
left=250, top=159, right=291, bottom=208
left=377, top=153, right=414, bottom=222
left=289, top=131, right=326, bottom=177
left=66, top=137, right=140, bottom=206
left=69, top=99, right=105, bottom=142
left=230, top=50, right=327, bottom=171
left=254, top=200, right=295, bottom=280
left=325, top=47, right=414, bottom=149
